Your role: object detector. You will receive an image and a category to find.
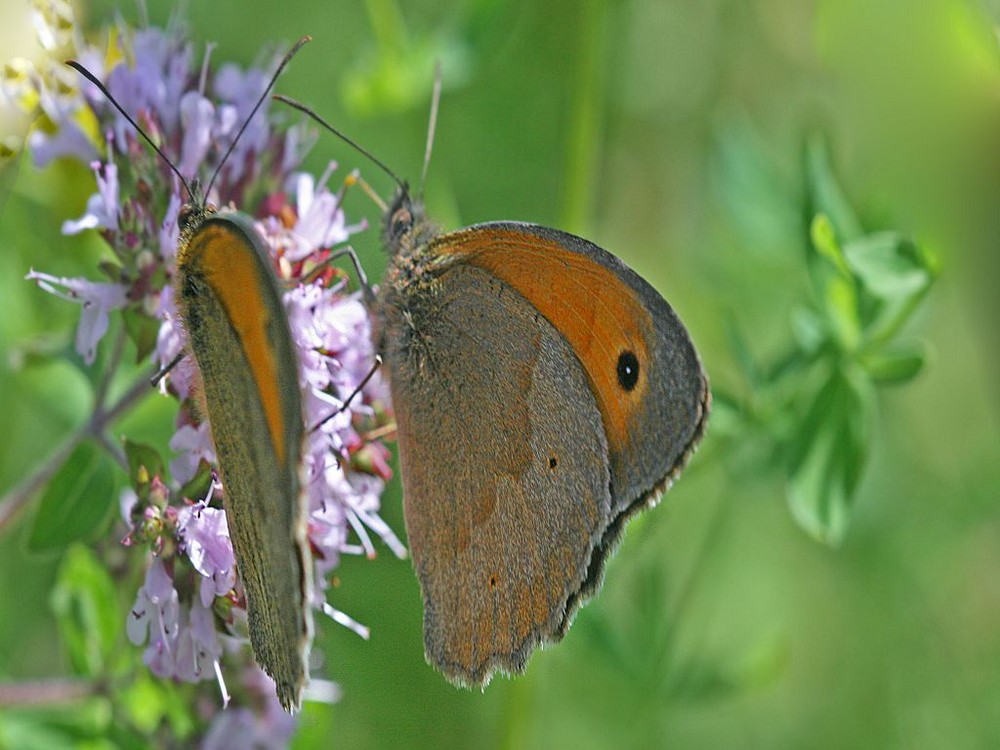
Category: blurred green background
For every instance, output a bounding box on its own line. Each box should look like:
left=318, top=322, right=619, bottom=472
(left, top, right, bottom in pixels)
left=2, top=0, right=999, bottom=747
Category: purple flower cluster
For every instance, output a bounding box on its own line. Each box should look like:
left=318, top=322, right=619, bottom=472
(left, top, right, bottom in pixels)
left=12, top=9, right=401, bottom=725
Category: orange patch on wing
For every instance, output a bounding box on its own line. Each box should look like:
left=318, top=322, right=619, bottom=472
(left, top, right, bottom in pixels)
left=187, top=223, right=287, bottom=466
left=433, top=227, right=653, bottom=458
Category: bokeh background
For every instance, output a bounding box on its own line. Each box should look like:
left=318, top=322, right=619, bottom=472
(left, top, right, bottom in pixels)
left=2, top=0, right=999, bottom=748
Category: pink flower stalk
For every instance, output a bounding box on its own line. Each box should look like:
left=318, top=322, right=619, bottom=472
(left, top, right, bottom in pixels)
left=16, top=8, right=402, bottom=731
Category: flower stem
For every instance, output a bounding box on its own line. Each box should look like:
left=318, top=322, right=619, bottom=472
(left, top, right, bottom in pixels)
left=0, top=677, right=97, bottom=706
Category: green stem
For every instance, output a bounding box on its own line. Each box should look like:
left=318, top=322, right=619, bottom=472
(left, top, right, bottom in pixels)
left=561, top=0, right=609, bottom=233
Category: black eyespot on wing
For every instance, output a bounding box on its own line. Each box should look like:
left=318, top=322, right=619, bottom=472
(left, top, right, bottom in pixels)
left=549, top=455, right=558, bottom=470
left=617, top=350, right=639, bottom=392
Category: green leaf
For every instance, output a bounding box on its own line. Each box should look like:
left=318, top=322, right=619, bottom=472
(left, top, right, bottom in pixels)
left=861, top=343, right=928, bottom=385
left=50, top=544, right=121, bottom=677
left=810, top=213, right=850, bottom=277
left=786, top=370, right=872, bottom=545
left=805, top=136, right=863, bottom=244
left=711, top=113, right=800, bottom=252
left=344, top=0, right=479, bottom=117
left=0, top=714, right=78, bottom=750
left=670, top=632, right=788, bottom=702
left=843, top=232, right=933, bottom=301
left=26, top=442, right=116, bottom=553
left=120, top=674, right=170, bottom=736
left=790, top=306, right=826, bottom=356
left=809, top=214, right=860, bottom=351
left=120, top=675, right=196, bottom=741
left=823, top=274, right=861, bottom=352
left=121, top=308, right=161, bottom=363
left=123, top=439, right=163, bottom=496
left=177, top=460, right=213, bottom=503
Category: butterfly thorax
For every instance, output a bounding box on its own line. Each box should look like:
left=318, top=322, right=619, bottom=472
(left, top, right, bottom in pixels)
left=373, top=188, right=456, bottom=365
left=176, top=180, right=218, bottom=262
left=380, top=188, right=452, bottom=297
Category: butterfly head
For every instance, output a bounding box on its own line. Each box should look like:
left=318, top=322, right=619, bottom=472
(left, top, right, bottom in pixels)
left=177, top=177, right=218, bottom=238
left=383, top=183, right=437, bottom=259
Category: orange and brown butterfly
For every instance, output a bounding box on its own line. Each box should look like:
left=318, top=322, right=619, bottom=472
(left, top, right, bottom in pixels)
left=69, top=39, right=315, bottom=711
left=279, top=84, right=708, bottom=686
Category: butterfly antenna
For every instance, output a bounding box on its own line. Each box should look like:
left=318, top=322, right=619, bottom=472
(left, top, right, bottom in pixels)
left=274, top=94, right=406, bottom=192
left=66, top=60, right=194, bottom=201
left=418, top=62, right=442, bottom=199
left=205, top=35, right=312, bottom=199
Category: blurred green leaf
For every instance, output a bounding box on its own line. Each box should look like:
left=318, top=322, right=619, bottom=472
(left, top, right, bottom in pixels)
left=0, top=701, right=120, bottom=750
left=121, top=675, right=197, bottom=742
left=50, top=544, right=121, bottom=677
left=786, top=370, right=872, bottom=545
left=791, top=306, right=826, bottom=356
left=809, top=214, right=861, bottom=351
left=120, top=308, right=159, bottom=364
left=25, top=700, right=113, bottom=746
left=712, top=114, right=800, bottom=253
left=811, top=213, right=851, bottom=277
left=671, top=633, right=788, bottom=702
left=861, top=343, right=927, bottom=384
left=823, top=274, right=861, bottom=352
left=805, top=136, right=863, bottom=244
left=0, top=714, right=79, bottom=750
left=341, top=0, right=472, bottom=122
left=843, top=232, right=933, bottom=301
left=26, top=442, right=116, bottom=554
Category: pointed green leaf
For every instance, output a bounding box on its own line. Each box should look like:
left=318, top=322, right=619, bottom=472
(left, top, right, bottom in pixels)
left=177, top=460, right=213, bottom=503
left=50, top=544, right=121, bottom=677
left=843, top=232, right=933, bottom=301
left=26, top=441, right=117, bottom=553
left=121, top=308, right=161, bottom=363
left=712, top=114, right=800, bottom=252
left=123, top=439, right=163, bottom=491
left=786, top=370, right=872, bottom=545
left=810, top=213, right=851, bottom=277
left=805, top=136, right=863, bottom=244
left=824, top=274, right=861, bottom=352
left=809, top=214, right=860, bottom=351
left=861, top=344, right=927, bottom=385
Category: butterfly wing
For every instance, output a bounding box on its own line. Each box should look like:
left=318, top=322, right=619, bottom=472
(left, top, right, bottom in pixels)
left=381, top=222, right=707, bottom=685
left=382, top=260, right=613, bottom=684
left=433, top=222, right=709, bottom=512
left=177, top=213, right=313, bottom=711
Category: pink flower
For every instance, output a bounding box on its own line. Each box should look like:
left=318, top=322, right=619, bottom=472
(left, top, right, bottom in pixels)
left=178, top=501, right=236, bottom=606
left=127, top=558, right=181, bottom=677
left=25, top=270, right=128, bottom=364
left=62, top=159, right=120, bottom=233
